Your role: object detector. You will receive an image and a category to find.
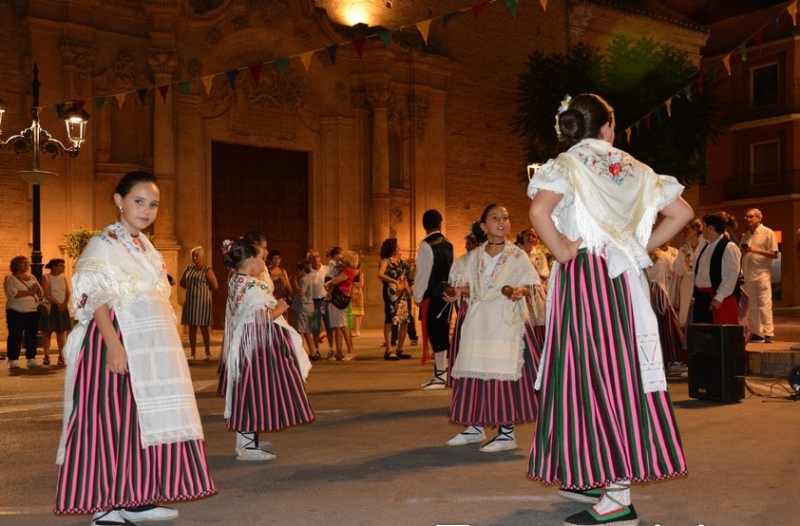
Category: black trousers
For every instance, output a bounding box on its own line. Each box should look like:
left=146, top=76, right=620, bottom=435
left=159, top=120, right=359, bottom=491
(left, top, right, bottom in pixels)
left=424, top=296, right=451, bottom=353
left=6, top=309, right=39, bottom=360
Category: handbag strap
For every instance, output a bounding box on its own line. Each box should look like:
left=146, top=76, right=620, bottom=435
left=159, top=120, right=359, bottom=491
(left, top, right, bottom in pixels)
left=13, top=275, right=43, bottom=301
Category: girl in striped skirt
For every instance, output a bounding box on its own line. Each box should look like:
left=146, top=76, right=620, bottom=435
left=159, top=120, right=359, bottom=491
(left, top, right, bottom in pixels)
left=55, top=171, right=216, bottom=526
left=444, top=204, right=541, bottom=453
left=219, top=236, right=314, bottom=462
left=527, top=94, right=692, bottom=526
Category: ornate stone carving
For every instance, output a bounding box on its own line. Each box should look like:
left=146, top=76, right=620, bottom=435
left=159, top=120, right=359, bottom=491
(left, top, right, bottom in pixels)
left=95, top=50, right=151, bottom=95
left=232, top=16, right=248, bottom=30
left=205, top=27, right=222, bottom=46
left=60, top=39, right=97, bottom=97
left=147, top=48, right=179, bottom=76
left=188, top=58, right=202, bottom=78
left=408, top=95, right=429, bottom=137
left=366, top=85, right=394, bottom=109
left=257, top=0, right=289, bottom=27
left=389, top=207, right=403, bottom=227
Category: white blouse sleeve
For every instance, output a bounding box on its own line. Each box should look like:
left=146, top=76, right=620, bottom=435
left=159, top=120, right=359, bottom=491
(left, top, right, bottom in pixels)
left=656, top=173, right=685, bottom=211
left=526, top=156, right=575, bottom=217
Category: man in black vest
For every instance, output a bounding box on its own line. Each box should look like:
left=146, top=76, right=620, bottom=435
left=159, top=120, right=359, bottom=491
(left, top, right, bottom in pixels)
left=413, top=209, right=454, bottom=390
left=693, top=212, right=741, bottom=325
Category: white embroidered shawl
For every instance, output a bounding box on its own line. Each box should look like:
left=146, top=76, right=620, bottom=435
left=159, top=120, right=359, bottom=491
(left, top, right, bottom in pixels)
left=222, top=275, right=311, bottom=418
left=57, top=222, right=204, bottom=464
left=527, top=139, right=685, bottom=393
left=450, top=242, right=539, bottom=381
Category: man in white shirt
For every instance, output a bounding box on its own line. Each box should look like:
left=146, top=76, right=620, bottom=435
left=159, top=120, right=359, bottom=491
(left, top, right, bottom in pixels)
left=740, top=209, right=778, bottom=343
left=306, top=250, right=330, bottom=358
left=414, top=210, right=453, bottom=390
left=693, top=213, right=741, bottom=325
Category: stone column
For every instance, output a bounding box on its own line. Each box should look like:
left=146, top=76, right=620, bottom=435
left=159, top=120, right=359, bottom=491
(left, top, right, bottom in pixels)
left=147, top=48, right=181, bottom=303
left=367, top=85, right=393, bottom=247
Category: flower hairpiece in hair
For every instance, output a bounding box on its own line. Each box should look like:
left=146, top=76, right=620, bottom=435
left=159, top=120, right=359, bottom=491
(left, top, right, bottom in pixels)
left=554, top=94, right=572, bottom=141
left=220, top=239, right=234, bottom=255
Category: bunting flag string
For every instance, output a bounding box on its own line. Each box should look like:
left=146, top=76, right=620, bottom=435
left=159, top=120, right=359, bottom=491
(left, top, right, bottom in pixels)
left=623, top=0, right=799, bottom=142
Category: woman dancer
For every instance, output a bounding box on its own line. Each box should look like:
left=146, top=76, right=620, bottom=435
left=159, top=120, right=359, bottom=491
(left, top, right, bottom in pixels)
left=444, top=204, right=540, bottom=453
left=220, top=236, right=314, bottom=461
left=527, top=93, right=692, bottom=526
left=55, top=171, right=215, bottom=526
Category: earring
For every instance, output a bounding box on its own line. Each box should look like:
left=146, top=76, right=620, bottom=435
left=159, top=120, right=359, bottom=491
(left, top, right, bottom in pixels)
left=118, top=207, right=123, bottom=212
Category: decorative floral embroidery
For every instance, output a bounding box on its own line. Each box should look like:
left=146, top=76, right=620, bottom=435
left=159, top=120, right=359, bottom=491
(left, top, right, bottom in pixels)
left=78, top=293, right=88, bottom=309
left=577, top=149, right=636, bottom=185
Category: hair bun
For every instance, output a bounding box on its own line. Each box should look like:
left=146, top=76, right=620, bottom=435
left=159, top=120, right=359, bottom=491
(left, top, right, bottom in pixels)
left=558, top=109, right=585, bottom=141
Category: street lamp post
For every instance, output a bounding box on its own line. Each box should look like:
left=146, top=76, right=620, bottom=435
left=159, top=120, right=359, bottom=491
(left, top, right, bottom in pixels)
left=0, top=63, right=89, bottom=280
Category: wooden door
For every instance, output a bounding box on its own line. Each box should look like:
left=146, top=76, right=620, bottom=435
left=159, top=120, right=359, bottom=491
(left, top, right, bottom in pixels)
left=210, top=142, right=309, bottom=329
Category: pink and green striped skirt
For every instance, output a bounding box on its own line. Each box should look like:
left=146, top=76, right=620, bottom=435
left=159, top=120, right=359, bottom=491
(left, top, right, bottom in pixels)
left=527, top=250, right=687, bottom=489
left=219, top=323, right=315, bottom=432
left=55, top=313, right=216, bottom=515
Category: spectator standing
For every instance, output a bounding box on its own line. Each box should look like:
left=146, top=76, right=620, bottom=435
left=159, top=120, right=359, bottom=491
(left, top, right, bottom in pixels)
left=324, top=250, right=359, bottom=361
left=306, top=249, right=330, bottom=357
left=268, top=249, right=294, bottom=303
left=349, top=265, right=364, bottom=337
left=180, top=246, right=219, bottom=361
left=694, top=213, right=742, bottom=325
left=4, top=255, right=44, bottom=369
left=674, top=219, right=705, bottom=329
left=740, top=208, right=778, bottom=343
left=40, top=258, right=71, bottom=366
left=378, top=238, right=413, bottom=360
left=291, top=259, right=318, bottom=360
left=413, top=209, right=454, bottom=389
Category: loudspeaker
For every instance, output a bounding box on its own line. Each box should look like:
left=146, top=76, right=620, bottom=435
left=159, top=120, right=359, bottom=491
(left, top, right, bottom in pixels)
left=687, top=324, right=745, bottom=403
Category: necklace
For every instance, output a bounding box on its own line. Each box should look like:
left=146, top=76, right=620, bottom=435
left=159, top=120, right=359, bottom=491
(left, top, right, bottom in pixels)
left=131, top=233, right=140, bottom=238
left=487, top=241, right=505, bottom=245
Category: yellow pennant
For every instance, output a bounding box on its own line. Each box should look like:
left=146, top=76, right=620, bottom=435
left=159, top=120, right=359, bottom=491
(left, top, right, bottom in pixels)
left=722, top=54, right=731, bottom=76
left=625, top=128, right=631, bottom=143
left=665, top=98, right=672, bottom=117
left=789, top=0, right=797, bottom=26
left=299, top=51, right=314, bottom=73
left=114, top=92, right=127, bottom=108
left=416, top=19, right=432, bottom=45
left=201, top=75, right=215, bottom=96
left=540, top=0, right=547, bottom=11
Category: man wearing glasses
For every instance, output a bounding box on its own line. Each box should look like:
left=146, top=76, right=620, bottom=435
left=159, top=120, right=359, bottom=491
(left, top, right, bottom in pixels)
left=740, top=209, right=778, bottom=343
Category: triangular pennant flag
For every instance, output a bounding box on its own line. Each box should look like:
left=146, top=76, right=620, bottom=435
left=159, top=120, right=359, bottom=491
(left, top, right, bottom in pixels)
left=644, top=114, right=651, bottom=130
left=696, top=75, right=704, bottom=94
left=625, top=127, right=631, bottom=143
left=327, top=45, right=338, bottom=64
left=158, top=85, right=169, bottom=104
left=299, top=51, right=314, bottom=73
left=634, top=121, right=640, bottom=135
left=473, top=1, right=489, bottom=18
left=754, top=29, right=762, bottom=48
left=137, top=88, right=148, bottom=105
left=415, top=20, right=432, bottom=45
left=505, top=0, right=518, bottom=17
left=789, top=0, right=797, bottom=26
left=443, top=11, right=459, bottom=26
left=684, top=85, right=693, bottom=102
left=665, top=98, right=672, bottom=117
left=178, top=80, right=191, bottom=95
left=36, top=107, right=43, bottom=117
left=114, top=92, right=127, bottom=108
left=772, top=15, right=780, bottom=31
left=737, top=42, right=747, bottom=63
left=201, top=75, right=214, bottom=96
left=226, top=69, right=238, bottom=91
left=55, top=103, right=65, bottom=119
left=540, top=0, right=548, bottom=11
left=94, top=97, right=105, bottom=112
left=275, top=57, right=289, bottom=77
left=248, top=64, right=263, bottom=86
left=722, top=54, right=731, bottom=75
left=353, top=38, right=366, bottom=58
left=378, top=30, right=393, bottom=49
left=710, top=65, right=718, bottom=78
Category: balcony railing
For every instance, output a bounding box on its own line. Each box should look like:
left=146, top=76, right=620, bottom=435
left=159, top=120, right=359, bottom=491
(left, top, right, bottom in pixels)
left=721, top=170, right=800, bottom=200
left=723, top=81, right=800, bottom=123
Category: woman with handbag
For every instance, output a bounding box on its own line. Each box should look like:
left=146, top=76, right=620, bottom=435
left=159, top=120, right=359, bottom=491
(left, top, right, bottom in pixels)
left=4, top=255, right=44, bottom=369
left=324, top=250, right=359, bottom=361
left=377, top=238, right=413, bottom=361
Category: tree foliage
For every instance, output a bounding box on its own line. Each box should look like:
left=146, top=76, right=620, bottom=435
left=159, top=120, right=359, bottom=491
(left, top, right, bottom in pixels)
left=514, top=36, right=724, bottom=186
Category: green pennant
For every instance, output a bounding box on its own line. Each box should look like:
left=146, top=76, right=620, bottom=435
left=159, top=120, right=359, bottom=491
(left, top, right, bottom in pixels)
left=179, top=80, right=191, bottom=95
left=378, top=30, right=393, bottom=49
left=684, top=85, right=693, bottom=102
left=737, top=42, right=747, bottom=63
left=505, top=0, right=518, bottom=17
left=275, top=57, right=289, bottom=77
left=94, top=96, right=105, bottom=112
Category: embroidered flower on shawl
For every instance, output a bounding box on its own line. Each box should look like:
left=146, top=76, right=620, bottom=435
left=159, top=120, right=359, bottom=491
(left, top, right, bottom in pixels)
left=577, top=148, right=635, bottom=185
left=108, top=231, right=118, bottom=240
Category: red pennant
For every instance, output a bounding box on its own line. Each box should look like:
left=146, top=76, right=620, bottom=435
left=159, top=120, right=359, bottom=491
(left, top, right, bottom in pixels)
left=645, top=114, right=651, bottom=130
left=75, top=100, right=85, bottom=113
left=696, top=76, right=704, bottom=94
left=248, top=64, right=263, bottom=86
left=157, top=85, right=170, bottom=103
left=472, top=1, right=489, bottom=18
left=754, top=29, right=763, bottom=48
left=352, top=38, right=366, bottom=58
